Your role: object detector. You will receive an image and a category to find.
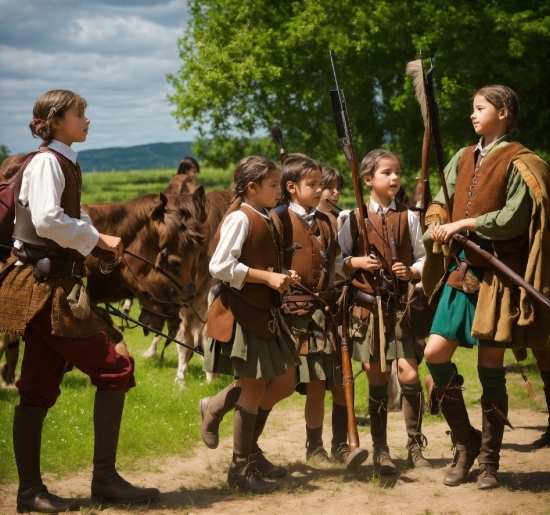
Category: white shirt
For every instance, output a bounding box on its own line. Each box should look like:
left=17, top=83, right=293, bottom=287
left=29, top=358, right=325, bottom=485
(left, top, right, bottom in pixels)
left=209, top=203, right=272, bottom=290
left=288, top=202, right=344, bottom=276
left=15, top=140, right=99, bottom=257
left=337, top=198, right=425, bottom=277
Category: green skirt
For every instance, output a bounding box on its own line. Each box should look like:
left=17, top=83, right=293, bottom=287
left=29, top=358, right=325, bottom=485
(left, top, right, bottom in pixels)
left=350, top=309, right=416, bottom=364
left=430, top=259, right=504, bottom=349
left=203, top=322, right=301, bottom=380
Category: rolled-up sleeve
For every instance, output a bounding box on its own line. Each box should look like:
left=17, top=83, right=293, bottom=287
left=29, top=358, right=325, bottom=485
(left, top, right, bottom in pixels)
left=209, top=211, right=250, bottom=289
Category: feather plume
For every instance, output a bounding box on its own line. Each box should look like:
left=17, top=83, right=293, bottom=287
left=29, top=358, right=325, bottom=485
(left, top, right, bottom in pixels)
left=406, top=59, right=428, bottom=127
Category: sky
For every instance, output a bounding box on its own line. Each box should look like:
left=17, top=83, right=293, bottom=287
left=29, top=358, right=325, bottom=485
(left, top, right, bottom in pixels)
left=0, top=0, right=195, bottom=154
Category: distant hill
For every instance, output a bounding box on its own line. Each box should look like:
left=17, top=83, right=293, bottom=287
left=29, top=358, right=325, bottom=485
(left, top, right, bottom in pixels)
left=78, top=142, right=194, bottom=172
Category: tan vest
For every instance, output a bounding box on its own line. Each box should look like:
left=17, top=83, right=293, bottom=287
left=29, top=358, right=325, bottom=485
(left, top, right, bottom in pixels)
left=14, top=148, right=85, bottom=261
left=206, top=207, right=284, bottom=341
left=453, top=142, right=529, bottom=270
left=349, top=204, right=412, bottom=296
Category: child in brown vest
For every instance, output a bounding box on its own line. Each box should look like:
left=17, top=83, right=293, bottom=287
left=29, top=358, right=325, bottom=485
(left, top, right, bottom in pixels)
left=275, top=155, right=367, bottom=468
left=423, top=85, right=550, bottom=489
left=201, top=156, right=301, bottom=493
left=0, top=90, right=159, bottom=513
left=338, top=149, right=429, bottom=475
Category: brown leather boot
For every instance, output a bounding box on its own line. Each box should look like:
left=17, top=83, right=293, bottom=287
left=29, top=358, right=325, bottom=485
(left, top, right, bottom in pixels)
left=477, top=395, right=512, bottom=490
left=330, top=402, right=368, bottom=469
left=227, top=405, right=278, bottom=493
left=435, top=376, right=482, bottom=486
left=91, top=391, right=160, bottom=504
left=532, top=387, right=550, bottom=447
left=369, top=397, right=397, bottom=475
left=402, top=392, right=430, bottom=468
left=14, top=406, right=81, bottom=514
left=199, top=382, right=242, bottom=449
left=305, top=425, right=331, bottom=467
left=249, top=408, right=287, bottom=478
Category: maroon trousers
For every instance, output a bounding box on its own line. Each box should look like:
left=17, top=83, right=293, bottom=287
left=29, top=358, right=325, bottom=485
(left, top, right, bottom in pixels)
left=16, top=299, right=135, bottom=408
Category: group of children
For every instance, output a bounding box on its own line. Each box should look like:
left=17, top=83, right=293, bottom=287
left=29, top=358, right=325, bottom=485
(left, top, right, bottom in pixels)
left=199, top=83, right=550, bottom=494
left=1, top=82, right=549, bottom=512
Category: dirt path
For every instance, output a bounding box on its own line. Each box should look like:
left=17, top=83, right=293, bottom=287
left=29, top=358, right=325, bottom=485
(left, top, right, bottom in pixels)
left=1, top=404, right=549, bottom=515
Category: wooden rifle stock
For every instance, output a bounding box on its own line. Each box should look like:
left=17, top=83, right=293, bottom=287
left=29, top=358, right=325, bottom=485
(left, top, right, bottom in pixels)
left=452, top=234, right=550, bottom=312
left=388, top=224, right=402, bottom=310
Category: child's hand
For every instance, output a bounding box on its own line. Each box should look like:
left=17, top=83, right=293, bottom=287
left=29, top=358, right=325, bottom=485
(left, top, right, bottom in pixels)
left=97, top=233, right=123, bottom=258
left=430, top=221, right=462, bottom=243
left=266, top=272, right=292, bottom=293
left=392, top=261, right=413, bottom=281
left=286, top=269, right=301, bottom=284
left=354, top=254, right=382, bottom=272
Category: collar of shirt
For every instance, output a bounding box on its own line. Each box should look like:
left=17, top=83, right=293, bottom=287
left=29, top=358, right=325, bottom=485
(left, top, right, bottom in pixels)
left=474, top=134, right=511, bottom=160
left=369, top=198, right=396, bottom=215
left=241, top=202, right=271, bottom=220
left=48, top=140, right=78, bottom=164
left=289, top=202, right=317, bottom=223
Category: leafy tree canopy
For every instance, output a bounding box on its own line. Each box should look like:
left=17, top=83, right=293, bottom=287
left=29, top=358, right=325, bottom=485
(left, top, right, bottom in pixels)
left=168, top=0, right=550, bottom=173
left=0, top=145, right=10, bottom=165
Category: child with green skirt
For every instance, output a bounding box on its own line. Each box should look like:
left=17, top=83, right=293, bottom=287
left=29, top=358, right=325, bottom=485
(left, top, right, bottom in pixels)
left=200, top=156, right=301, bottom=493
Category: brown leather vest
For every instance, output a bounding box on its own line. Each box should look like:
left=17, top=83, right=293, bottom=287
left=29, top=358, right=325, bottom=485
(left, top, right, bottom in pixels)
left=453, top=142, right=529, bottom=270
left=206, top=206, right=285, bottom=341
left=350, top=204, right=412, bottom=295
left=278, top=207, right=335, bottom=292
left=14, top=148, right=85, bottom=261
left=453, top=142, right=524, bottom=220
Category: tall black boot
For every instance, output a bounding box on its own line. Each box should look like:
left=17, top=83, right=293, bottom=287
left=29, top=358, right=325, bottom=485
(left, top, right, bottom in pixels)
left=435, top=375, right=482, bottom=486
left=533, top=386, right=550, bottom=447
left=402, top=392, right=430, bottom=468
left=249, top=408, right=287, bottom=478
left=306, top=425, right=331, bottom=467
left=477, top=395, right=512, bottom=489
left=227, top=405, right=277, bottom=493
left=91, top=390, right=160, bottom=503
left=199, top=382, right=242, bottom=449
left=14, top=406, right=81, bottom=513
left=369, top=397, right=397, bottom=475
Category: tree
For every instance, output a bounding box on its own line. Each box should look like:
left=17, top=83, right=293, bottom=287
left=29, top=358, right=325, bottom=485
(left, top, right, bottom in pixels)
left=168, top=0, right=550, bottom=173
left=0, top=145, right=10, bottom=166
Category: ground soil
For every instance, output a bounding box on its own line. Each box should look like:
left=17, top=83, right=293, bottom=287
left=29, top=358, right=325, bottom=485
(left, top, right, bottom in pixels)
left=1, top=404, right=549, bottom=515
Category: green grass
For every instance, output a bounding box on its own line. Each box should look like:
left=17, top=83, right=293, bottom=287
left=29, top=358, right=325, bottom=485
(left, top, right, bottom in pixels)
left=80, top=166, right=233, bottom=203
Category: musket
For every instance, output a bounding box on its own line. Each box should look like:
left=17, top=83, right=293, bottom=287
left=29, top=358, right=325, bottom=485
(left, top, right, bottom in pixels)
left=452, top=234, right=550, bottom=312
left=271, top=125, right=289, bottom=164
left=322, top=197, right=343, bottom=212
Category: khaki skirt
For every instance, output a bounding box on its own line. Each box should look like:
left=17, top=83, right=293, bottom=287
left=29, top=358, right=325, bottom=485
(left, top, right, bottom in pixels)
left=350, top=308, right=416, bottom=364
left=203, top=322, right=301, bottom=380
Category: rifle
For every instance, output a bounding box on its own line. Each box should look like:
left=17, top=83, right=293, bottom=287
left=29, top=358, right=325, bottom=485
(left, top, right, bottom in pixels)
left=327, top=51, right=378, bottom=464
left=271, top=125, right=289, bottom=164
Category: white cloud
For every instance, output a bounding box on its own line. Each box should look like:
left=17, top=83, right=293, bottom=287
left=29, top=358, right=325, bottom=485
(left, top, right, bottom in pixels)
left=0, top=0, right=193, bottom=154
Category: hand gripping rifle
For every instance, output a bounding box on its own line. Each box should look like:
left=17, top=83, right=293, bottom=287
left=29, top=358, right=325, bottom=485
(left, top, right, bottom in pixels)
left=408, top=53, right=550, bottom=314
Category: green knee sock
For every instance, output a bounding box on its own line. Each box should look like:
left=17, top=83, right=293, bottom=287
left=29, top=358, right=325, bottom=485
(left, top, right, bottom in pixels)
left=400, top=381, right=422, bottom=396
left=426, top=361, right=456, bottom=387
left=478, top=365, right=506, bottom=398
left=369, top=383, right=388, bottom=399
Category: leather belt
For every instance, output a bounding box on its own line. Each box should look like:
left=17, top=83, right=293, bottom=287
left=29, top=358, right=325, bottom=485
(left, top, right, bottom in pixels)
left=286, top=290, right=335, bottom=303
left=350, top=289, right=376, bottom=310
left=34, top=256, right=86, bottom=279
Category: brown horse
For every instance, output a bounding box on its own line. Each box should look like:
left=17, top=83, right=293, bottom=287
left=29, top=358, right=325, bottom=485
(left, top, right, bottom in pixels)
left=84, top=187, right=209, bottom=337
left=141, top=189, right=233, bottom=386
left=164, top=174, right=200, bottom=195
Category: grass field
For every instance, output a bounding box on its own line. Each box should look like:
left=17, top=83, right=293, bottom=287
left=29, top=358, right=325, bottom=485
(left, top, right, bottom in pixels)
left=0, top=168, right=547, bottom=483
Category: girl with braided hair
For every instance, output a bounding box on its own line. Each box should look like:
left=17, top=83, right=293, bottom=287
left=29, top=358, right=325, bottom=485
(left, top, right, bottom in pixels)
left=201, top=156, right=301, bottom=493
